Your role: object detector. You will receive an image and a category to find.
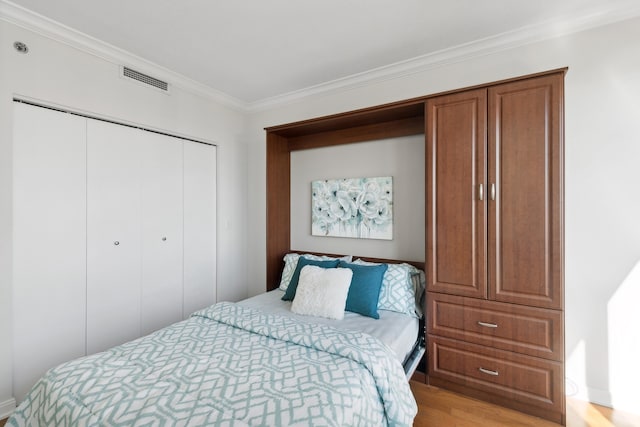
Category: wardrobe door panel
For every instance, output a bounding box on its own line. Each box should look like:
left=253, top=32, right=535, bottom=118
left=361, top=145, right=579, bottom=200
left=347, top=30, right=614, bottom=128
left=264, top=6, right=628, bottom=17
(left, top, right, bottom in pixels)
left=488, top=75, right=563, bottom=309
left=12, top=103, right=87, bottom=402
left=140, top=132, right=184, bottom=335
left=426, top=89, right=488, bottom=298
left=183, top=142, right=217, bottom=317
left=86, top=120, right=143, bottom=354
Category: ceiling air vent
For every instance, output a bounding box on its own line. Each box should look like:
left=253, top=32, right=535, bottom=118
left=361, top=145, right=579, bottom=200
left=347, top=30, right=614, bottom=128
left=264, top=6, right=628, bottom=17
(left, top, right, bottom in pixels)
left=122, top=67, right=169, bottom=91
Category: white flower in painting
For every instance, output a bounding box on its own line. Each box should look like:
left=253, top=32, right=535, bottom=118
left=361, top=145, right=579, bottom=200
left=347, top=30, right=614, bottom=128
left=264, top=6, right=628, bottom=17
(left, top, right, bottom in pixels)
left=312, top=180, right=337, bottom=201
left=362, top=180, right=381, bottom=193
left=371, top=201, right=392, bottom=226
left=343, top=181, right=362, bottom=204
left=357, top=188, right=383, bottom=219
left=329, top=190, right=357, bottom=221
left=313, top=198, right=334, bottom=222
left=355, top=178, right=392, bottom=231
left=379, top=178, right=393, bottom=202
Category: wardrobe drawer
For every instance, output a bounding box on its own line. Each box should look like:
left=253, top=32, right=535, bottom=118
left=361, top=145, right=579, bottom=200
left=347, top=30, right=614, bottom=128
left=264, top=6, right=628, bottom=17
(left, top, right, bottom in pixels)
left=428, top=336, right=563, bottom=414
left=428, top=293, right=563, bottom=360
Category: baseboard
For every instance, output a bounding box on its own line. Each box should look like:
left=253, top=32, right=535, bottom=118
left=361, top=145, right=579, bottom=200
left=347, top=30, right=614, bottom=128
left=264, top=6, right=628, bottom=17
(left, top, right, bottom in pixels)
left=566, top=380, right=640, bottom=415
left=0, top=398, right=15, bottom=420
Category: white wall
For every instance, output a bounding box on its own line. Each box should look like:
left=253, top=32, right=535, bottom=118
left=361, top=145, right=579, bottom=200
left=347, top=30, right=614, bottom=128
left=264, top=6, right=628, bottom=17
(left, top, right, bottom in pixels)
left=0, top=19, right=248, bottom=412
left=247, top=17, right=640, bottom=412
left=290, top=135, right=425, bottom=260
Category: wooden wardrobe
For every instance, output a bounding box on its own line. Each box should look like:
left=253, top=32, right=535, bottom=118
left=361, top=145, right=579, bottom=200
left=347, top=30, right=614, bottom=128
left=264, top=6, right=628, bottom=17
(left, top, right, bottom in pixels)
left=265, top=69, right=565, bottom=424
left=425, top=73, right=565, bottom=424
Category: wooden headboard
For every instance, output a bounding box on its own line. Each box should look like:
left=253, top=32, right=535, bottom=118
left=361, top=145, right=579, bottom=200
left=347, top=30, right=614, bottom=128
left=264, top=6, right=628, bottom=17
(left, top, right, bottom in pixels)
left=267, top=253, right=424, bottom=292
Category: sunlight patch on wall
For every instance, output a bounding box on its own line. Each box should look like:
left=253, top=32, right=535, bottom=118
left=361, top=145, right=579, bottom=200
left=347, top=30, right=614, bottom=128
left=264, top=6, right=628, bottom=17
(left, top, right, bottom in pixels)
left=566, top=339, right=588, bottom=401
left=608, top=260, right=640, bottom=413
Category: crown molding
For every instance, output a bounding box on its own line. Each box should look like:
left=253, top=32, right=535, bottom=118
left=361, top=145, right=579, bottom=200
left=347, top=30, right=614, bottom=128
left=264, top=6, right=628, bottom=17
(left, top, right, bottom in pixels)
left=0, top=0, right=248, bottom=111
left=247, top=1, right=640, bottom=111
left=3, top=0, right=640, bottom=114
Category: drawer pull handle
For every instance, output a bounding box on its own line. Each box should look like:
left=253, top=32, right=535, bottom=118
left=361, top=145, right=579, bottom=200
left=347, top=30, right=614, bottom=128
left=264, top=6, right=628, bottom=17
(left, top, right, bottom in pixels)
left=479, top=367, right=499, bottom=376
left=477, top=321, right=498, bottom=328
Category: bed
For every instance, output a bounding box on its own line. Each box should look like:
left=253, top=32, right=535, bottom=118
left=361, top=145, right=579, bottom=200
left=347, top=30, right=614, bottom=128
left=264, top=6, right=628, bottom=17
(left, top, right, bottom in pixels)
left=8, top=254, right=423, bottom=427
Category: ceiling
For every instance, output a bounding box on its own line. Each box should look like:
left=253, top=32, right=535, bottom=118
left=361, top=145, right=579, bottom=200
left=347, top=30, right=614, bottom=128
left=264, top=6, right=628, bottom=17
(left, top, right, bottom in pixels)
left=7, top=0, right=640, bottom=104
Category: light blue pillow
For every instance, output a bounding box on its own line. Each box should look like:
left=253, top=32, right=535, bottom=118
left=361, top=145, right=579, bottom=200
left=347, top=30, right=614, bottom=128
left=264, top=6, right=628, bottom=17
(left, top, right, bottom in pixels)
left=278, top=253, right=352, bottom=291
left=282, top=257, right=340, bottom=301
left=338, top=261, right=388, bottom=319
left=353, top=259, right=422, bottom=318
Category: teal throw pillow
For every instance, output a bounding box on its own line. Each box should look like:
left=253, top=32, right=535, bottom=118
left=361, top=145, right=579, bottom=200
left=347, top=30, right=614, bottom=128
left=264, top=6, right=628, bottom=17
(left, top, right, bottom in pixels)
left=281, top=257, right=340, bottom=301
left=338, top=261, right=388, bottom=319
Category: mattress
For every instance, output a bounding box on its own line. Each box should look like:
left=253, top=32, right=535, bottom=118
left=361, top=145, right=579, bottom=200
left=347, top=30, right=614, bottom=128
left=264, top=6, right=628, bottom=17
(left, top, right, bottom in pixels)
left=238, top=289, right=420, bottom=364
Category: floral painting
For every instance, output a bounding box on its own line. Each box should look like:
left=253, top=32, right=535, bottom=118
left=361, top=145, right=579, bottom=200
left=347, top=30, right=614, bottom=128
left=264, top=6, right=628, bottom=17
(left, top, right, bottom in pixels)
left=311, top=176, right=393, bottom=240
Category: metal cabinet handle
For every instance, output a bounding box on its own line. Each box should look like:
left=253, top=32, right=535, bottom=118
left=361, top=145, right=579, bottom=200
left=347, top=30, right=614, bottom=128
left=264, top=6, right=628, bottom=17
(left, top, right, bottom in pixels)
left=477, top=321, right=498, bottom=328
left=114, top=241, right=120, bottom=246
left=479, top=367, right=499, bottom=376
left=490, top=183, right=496, bottom=201
left=479, top=184, right=483, bottom=201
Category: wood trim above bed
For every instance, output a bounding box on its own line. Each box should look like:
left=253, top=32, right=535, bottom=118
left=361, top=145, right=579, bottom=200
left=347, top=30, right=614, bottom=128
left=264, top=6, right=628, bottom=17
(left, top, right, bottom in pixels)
left=292, top=250, right=425, bottom=271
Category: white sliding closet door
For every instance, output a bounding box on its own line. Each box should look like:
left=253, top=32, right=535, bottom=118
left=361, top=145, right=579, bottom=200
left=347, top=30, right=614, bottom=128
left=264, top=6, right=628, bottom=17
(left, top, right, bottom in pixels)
left=12, top=103, right=87, bottom=402
left=13, top=103, right=217, bottom=399
left=86, top=119, right=143, bottom=354
left=140, top=132, right=184, bottom=335
left=183, top=142, right=217, bottom=316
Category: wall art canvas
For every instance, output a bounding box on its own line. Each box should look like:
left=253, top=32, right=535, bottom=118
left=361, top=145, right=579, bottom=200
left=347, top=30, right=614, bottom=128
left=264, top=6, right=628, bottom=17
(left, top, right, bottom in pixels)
left=311, top=176, right=393, bottom=240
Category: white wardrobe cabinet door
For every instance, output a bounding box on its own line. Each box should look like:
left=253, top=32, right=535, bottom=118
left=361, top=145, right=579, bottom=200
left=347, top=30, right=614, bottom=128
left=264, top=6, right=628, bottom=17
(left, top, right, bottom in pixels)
left=86, top=119, right=143, bottom=354
left=183, top=142, right=217, bottom=317
left=12, top=103, right=87, bottom=402
left=140, top=132, right=184, bottom=335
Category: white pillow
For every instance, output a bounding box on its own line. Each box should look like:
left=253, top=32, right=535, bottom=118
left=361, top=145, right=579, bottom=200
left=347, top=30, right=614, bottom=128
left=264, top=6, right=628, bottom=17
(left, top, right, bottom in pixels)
left=279, top=253, right=353, bottom=291
left=291, top=266, right=353, bottom=320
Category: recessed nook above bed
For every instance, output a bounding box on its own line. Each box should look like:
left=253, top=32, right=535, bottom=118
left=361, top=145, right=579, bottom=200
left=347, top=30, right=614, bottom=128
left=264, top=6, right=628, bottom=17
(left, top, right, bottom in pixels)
left=265, top=99, right=426, bottom=291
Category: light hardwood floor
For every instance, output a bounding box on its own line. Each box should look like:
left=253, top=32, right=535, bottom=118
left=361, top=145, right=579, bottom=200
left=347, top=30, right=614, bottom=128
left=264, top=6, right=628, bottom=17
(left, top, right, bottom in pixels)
left=411, top=381, right=640, bottom=427
left=2, top=384, right=639, bottom=426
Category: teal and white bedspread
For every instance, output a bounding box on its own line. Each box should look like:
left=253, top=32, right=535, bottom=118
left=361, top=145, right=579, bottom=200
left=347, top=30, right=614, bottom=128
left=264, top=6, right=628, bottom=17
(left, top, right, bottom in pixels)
left=9, top=302, right=417, bottom=426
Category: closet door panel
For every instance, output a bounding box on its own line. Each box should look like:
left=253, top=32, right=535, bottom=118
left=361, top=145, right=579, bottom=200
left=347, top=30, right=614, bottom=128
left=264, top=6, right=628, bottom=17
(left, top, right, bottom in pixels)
left=183, top=142, right=217, bottom=317
left=140, top=132, right=184, bottom=335
left=12, top=103, right=87, bottom=401
left=426, top=89, right=488, bottom=298
left=86, top=120, right=143, bottom=354
left=488, top=74, right=563, bottom=309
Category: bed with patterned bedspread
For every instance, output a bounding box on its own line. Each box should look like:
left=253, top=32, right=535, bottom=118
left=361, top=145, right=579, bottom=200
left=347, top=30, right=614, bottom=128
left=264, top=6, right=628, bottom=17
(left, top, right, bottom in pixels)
left=9, top=302, right=417, bottom=426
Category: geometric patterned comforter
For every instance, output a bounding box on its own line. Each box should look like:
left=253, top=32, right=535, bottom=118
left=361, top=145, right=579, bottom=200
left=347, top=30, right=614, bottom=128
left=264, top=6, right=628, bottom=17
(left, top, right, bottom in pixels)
left=9, top=302, right=417, bottom=426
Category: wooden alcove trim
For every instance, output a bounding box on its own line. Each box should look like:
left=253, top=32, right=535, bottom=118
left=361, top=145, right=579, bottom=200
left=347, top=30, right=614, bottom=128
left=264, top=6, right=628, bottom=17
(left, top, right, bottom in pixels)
left=288, top=116, right=424, bottom=151
left=266, top=132, right=291, bottom=290
left=264, top=67, right=568, bottom=291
